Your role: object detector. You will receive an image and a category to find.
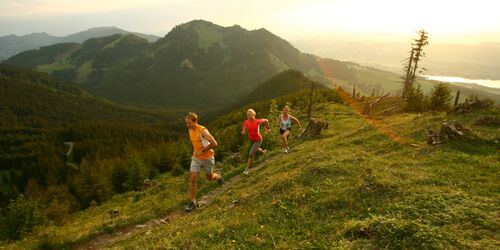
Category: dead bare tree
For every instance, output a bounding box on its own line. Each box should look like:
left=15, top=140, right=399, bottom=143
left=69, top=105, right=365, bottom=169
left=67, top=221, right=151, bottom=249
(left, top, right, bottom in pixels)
left=402, top=30, right=429, bottom=101
left=363, top=92, right=390, bottom=115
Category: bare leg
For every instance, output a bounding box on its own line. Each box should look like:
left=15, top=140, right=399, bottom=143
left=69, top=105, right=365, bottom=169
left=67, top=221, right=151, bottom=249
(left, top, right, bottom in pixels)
left=207, top=173, right=221, bottom=180
left=283, top=130, right=290, bottom=149
left=247, top=157, right=254, bottom=169
left=189, top=171, right=199, bottom=202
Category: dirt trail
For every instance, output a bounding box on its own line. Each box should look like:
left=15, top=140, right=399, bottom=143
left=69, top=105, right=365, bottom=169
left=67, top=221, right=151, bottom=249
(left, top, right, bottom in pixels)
left=76, top=163, right=263, bottom=249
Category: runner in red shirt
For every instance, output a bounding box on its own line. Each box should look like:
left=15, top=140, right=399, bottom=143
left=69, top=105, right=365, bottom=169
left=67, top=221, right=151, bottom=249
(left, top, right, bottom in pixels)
left=242, top=108, right=270, bottom=175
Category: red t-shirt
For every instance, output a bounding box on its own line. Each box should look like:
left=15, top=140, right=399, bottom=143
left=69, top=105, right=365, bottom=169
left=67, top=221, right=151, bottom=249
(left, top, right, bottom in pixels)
left=244, top=118, right=264, bottom=142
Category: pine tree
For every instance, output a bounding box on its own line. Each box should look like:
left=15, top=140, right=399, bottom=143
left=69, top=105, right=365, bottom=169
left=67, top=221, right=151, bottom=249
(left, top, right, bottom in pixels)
left=404, top=84, right=427, bottom=112
left=429, top=82, right=452, bottom=111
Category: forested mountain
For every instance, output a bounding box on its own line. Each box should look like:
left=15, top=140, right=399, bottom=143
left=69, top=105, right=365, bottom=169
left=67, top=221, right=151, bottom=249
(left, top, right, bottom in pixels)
left=0, top=27, right=160, bottom=59
left=7, top=20, right=499, bottom=110
left=6, top=20, right=327, bottom=109
left=0, top=64, right=181, bottom=205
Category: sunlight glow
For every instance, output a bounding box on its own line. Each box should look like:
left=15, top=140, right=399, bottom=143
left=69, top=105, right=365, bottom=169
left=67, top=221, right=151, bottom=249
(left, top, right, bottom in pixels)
left=0, top=0, right=498, bottom=43
left=274, top=0, right=500, bottom=33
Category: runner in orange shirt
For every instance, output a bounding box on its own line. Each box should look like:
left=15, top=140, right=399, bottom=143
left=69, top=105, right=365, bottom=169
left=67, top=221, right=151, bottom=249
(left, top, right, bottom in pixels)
left=185, top=112, right=224, bottom=212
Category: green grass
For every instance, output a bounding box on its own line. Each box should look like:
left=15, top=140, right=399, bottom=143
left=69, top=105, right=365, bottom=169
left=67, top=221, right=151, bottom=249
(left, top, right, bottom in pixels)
left=1, top=157, right=256, bottom=249
left=110, top=103, right=499, bottom=249
left=2, top=173, right=188, bottom=249
left=3, top=103, right=498, bottom=249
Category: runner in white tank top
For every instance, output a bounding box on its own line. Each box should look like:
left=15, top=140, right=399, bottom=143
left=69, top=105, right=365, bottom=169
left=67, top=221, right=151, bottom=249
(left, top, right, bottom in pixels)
left=276, top=106, right=302, bottom=153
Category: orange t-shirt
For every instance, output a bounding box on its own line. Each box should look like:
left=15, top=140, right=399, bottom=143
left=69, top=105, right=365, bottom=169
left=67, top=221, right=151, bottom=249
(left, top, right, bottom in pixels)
left=189, top=124, right=215, bottom=160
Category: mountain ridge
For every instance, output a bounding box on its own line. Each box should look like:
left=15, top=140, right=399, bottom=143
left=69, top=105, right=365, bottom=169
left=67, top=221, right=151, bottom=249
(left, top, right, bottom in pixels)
left=0, top=27, right=160, bottom=59
left=5, top=20, right=500, bottom=108
left=5, top=20, right=327, bottom=110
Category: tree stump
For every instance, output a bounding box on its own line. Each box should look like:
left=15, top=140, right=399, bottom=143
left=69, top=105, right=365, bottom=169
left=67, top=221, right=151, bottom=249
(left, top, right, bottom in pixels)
left=440, top=121, right=469, bottom=139
left=426, top=120, right=469, bottom=145
left=301, top=118, right=328, bottom=137
left=426, top=129, right=442, bottom=145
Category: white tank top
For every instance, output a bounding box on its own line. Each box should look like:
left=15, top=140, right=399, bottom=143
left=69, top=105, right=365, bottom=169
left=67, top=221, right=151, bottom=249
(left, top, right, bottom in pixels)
left=280, top=114, right=292, bottom=130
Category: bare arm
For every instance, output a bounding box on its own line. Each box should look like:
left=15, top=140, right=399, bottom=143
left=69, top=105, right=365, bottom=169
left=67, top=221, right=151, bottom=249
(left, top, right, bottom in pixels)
left=194, top=129, right=217, bottom=157
left=201, top=129, right=218, bottom=150
left=262, top=119, right=270, bottom=132
left=291, top=116, right=302, bottom=128
left=276, top=114, right=281, bottom=127
left=241, top=125, right=246, bottom=136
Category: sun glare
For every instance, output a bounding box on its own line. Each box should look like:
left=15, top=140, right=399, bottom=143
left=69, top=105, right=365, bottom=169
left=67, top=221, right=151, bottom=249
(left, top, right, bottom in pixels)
left=273, top=0, right=500, bottom=40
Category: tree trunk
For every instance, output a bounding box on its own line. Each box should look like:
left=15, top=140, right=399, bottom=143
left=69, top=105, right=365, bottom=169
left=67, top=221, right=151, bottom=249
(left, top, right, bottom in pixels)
left=403, top=50, right=414, bottom=99
left=454, top=90, right=460, bottom=107
left=362, top=92, right=390, bottom=115
left=307, top=81, right=314, bottom=120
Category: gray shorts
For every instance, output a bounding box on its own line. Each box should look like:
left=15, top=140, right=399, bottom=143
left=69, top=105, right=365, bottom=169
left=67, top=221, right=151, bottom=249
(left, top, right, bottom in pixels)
left=249, top=140, right=263, bottom=158
left=190, top=157, right=215, bottom=175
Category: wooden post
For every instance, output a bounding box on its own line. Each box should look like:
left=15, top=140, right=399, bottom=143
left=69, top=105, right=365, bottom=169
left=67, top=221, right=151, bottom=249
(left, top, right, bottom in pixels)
left=352, top=84, right=356, bottom=98
left=454, top=90, right=460, bottom=107
left=307, top=81, right=314, bottom=120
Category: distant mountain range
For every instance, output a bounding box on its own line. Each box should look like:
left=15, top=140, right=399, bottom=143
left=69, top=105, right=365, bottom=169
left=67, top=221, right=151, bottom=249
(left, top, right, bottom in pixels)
left=293, top=39, right=500, bottom=81
left=0, top=27, right=160, bottom=59
left=4, top=20, right=500, bottom=107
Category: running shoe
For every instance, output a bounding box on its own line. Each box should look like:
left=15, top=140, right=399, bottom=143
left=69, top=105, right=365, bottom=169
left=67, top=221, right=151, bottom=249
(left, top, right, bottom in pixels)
left=185, top=201, right=199, bottom=212
left=217, top=175, right=225, bottom=185
left=243, top=167, right=250, bottom=175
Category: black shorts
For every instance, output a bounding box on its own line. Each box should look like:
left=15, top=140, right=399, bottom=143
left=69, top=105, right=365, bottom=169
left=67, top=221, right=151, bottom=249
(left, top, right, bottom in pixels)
left=280, top=128, right=291, bottom=135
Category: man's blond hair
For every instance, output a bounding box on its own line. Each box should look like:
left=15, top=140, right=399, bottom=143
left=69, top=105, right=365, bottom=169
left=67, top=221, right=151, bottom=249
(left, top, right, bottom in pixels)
left=186, top=112, right=198, bottom=122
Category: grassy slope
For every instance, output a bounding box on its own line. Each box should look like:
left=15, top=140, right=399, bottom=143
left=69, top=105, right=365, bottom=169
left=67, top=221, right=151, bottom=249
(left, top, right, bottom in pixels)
left=4, top=103, right=499, bottom=249
left=115, top=105, right=500, bottom=249
left=113, top=104, right=497, bottom=249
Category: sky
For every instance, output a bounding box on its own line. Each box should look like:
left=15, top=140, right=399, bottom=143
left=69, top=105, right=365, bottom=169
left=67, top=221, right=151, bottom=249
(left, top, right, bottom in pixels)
left=1, top=0, right=499, bottom=44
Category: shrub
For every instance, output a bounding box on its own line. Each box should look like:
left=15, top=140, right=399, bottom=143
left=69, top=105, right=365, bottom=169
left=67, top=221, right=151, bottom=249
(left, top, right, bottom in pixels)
left=110, top=160, right=129, bottom=193
left=171, top=162, right=187, bottom=177
left=42, top=185, right=78, bottom=224
left=404, top=85, right=427, bottom=112
left=0, top=195, right=47, bottom=240
left=429, top=83, right=452, bottom=111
